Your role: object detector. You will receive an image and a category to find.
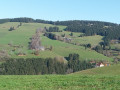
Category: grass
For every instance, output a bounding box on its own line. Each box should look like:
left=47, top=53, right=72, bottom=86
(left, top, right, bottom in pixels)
left=0, top=22, right=113, bottom=61
left=0, top=74, right=120, bottom=90
left=72, top=35, right=103, bottom=46
left=0, top=22, right=66, bottom=46
left=73, top=64, right=120, bottom=75
left=52, top=31, right=103, bottom=46
left=52, top=31, right=82, bottom=37
left=0, top=22, right=119, bottom=90
left=0, top=63, right=120, bottom=89
left=0, top=64, right=120, bottom=90
left=111, top=43, right=120, bottom=49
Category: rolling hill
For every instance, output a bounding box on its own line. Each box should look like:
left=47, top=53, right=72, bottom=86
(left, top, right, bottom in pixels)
left=0, top=22, right=113, bottom=61
left=73, top=64, right=120, bottom=75
left=0, top=20, right=120, bottom=90
left=0, top=64, right=120, bottom=90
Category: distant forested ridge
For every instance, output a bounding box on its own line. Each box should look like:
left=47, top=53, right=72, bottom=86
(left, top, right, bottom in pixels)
left=0, top=17, right=54, bottom=24
left=0, top=17, right=120, bottom=41
left=55, top=20, right=120, bottom=40
left=0, top=19, right=11, bottom=24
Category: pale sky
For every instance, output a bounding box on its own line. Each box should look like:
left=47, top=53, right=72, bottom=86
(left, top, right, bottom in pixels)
left=0, top=0, right=120, bottom=23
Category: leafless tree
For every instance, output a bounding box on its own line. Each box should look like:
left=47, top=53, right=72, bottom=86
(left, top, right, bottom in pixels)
left=29, top=29, right=42, bottom=50
left=0, top=49, right=10, bottom=60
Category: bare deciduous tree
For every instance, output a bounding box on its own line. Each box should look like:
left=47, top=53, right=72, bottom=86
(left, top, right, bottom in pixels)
left=0, top=50, right=10, bottom=60
left=29, top=29, right=45, bottom=51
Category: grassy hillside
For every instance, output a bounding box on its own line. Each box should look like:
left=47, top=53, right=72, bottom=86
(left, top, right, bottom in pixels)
left=52, top=31, right=82, bottom=37
left=0, top=21, right=119, bottom=89
left=72, top=35, right=103, bottom=46
left=0, top=73, right=120, bottom=89
left=73, top=64, right=120, bottom=75
left=52, top=31, right=103, bottom=46
left=0, top=64, right=120, bottom=89
left=0, top=22, right=113, bottom=61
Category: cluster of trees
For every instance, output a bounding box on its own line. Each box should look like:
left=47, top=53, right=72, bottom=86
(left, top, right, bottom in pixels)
left=84, top=44, right=92, bottom=49
left=8, top=22, right=22, bottom=31
left=67, top=54, right=92, bottom=72
left=94, top=45, right=103, bottom=53
left=70, top=32, right=73, bottom=36
left=17, top=22, right=22, bottom=28
left=56, top=21, right=120, bottom=41
left=0, top=54, right=92, bottom=75
left=44, top=33, right=93, bottom=48
left=46, top=26, right=60, bottom=32
left=93, top=42, right=113, bottom=56
left=29, top=29, right=41, bottom=50
left=44, top=32, right=72, bottom=43
left=44, top=33, right=56, bottom=40
left=9, top=27, right=15, bottom=31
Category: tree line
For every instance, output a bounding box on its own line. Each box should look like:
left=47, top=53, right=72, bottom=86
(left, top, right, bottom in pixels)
left=1, top=18, right=120, bottom=44
left=0, top=54, right=93, bottom=75
left=46, top=26, right=60, bottom=32
left=0, top=18, right=54, bottom=24
left=9, top=22, right=22, bottom=31
left=55, top=20, right=120, bottom=48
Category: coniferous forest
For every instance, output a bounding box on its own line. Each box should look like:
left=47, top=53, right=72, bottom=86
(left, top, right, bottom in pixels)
left=1, top=18, right=120, bottom=41
left=0, top=54, right=92, bottom=75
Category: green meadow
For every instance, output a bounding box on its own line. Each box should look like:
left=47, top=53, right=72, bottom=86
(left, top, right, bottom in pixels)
left=0, top=22, right=113, bottom=61
left=0, top=22, right=119, bottom=90
left=53, top=31, right=103, bottom=46
left=74, top=64, right=120, bottom=75
left=0, top=64, right=120, bottom=90
left=72, top=35, right=103, bottom=46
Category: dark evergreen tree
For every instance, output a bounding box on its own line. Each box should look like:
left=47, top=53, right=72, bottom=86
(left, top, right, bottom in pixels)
left=70, top=32, right=73, bottom=36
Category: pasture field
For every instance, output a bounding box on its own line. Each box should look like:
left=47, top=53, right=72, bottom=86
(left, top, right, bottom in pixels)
left=52, top=31, right=103, bottom=46
left=0, top=22, right=113, bottom=61
left=74, top=64, right=120, bottom=75
left=0, top=74, right=120, bottom=90
left=0, top=22, right=119, bottom=90
left=52, top=31, right=83, bottom=37
left=0, top=63, right=120, bottom=90
left=72, top=35, right=103, bottom=46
